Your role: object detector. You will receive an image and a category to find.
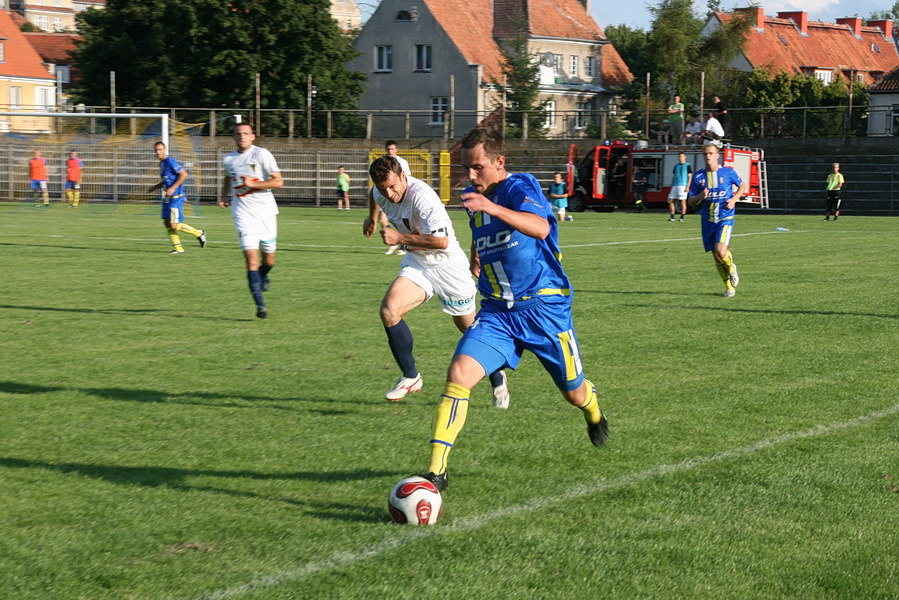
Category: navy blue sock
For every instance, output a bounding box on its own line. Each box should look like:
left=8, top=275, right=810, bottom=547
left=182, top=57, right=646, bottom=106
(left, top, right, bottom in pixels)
left=247, top=270, right=265, bottom=308
left=384, top=320, right=417, bottom=378
left=488, top=370, right=504, bottom=387
left=259, top=263, right=272, bottom=278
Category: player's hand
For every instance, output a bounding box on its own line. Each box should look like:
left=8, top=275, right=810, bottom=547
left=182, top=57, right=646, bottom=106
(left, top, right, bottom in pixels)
left=726, top=198, right=737, bottom=210
left=469, top=254, right=481, bottom=278
left=363, top=217, right=375, bottom=238
left=460, top=192, right=493, bottom=214
left=380, top=227, right=401, bottom=246
left=240, top=175, right=259, bottom=189
left=218, top=200, right=230, bottom=208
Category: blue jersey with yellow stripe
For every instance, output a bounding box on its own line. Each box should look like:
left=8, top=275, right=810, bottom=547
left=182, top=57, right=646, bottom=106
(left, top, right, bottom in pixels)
left=159, top=156, right=185, bottom=200
left=688, top=166, right=742, bottom=223
left=465, top=173, right=570, bottom=306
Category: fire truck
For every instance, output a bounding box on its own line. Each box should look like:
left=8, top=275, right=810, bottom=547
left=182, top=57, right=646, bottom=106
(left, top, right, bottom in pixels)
left=565, top=141, right=769, bottom=211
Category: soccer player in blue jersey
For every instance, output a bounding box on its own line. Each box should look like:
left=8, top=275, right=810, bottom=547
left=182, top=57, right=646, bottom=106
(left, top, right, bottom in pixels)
left=150, top=142, right=206, bottom=254
left=687, top=143, right=747, bottom=297
left=421, top=127, right=609, bottom=492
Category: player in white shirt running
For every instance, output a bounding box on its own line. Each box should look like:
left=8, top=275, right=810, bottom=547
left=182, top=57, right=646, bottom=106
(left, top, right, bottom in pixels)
left=219, top=123, right=284, bottom=319
left=363, top=156, right=511, bottom=407
left=381, top=140, right=411, bottom=256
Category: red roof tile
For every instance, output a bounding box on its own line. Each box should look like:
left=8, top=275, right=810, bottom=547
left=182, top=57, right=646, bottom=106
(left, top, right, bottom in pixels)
left=717, top=10, right=899, bottom=85
left=869, top=65, right=899, bottom=91
left=423, top=0, right=632, bottom=87
left=23, top=32, right=80, bottom=65
left=0, top=10, right=55, bottom=80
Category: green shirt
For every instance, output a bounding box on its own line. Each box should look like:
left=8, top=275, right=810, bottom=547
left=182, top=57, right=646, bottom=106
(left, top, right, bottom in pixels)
left=826, top=173, right=844, bottom=191
left=337, top=172, right=350, bottom=192
left=668, top=102, right=684, bottom=123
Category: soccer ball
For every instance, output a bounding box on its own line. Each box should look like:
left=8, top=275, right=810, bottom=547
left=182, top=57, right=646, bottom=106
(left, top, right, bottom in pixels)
left=388, top=476, right=443, bottom=525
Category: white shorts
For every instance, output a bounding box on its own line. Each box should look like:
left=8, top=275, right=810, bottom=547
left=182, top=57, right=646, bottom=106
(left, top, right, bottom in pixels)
left=235, top=215, right=277, bottom=252
left=398, top=256, right=476, bottom=317
left=668, top=185, right=688, bottom=201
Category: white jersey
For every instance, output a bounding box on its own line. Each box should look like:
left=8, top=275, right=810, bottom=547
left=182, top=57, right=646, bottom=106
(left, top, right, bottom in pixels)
left=222, top=145, right=281, bottom=223
left=393, top=154, right=411, bottom=175
left=373, top=175, right=466, bottom=268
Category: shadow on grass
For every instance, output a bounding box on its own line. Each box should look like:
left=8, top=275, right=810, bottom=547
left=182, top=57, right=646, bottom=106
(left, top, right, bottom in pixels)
left=0, top=303, right=254, bottom=323
left=0, top=456, right=396, bottom=523
left=0, top=241, right=161, bottom=254
left=0, top=380, right=355, bottom=412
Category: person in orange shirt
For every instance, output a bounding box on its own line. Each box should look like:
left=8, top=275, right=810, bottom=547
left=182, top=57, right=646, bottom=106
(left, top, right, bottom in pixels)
left=29, top=150, right=50, bottom=206
left=65, top=150, right=83, bottom=207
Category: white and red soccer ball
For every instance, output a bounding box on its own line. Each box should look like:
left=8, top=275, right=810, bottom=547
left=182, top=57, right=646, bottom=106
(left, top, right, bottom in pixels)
left=388, top=476, right=443, bottom=525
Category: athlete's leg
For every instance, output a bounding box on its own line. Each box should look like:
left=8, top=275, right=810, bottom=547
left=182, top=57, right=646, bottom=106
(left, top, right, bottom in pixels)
left=427, top=354, right=486, bottom=478
left=381, top=276, right=428, bottom=378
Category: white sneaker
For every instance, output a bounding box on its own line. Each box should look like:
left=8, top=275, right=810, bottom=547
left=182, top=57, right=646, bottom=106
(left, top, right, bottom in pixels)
left=385, top=374, right=423, bottom=401
left=385, top=245, right=399, bottom=255
left=565, top=215, right=574, bottom=222
left=729, top=263, right=740, bottom=288
left=395, top=249, right=407, bottom=256
left=492, top=371, right=510, bottom=409
left=724, top=289, right=736, bottom=298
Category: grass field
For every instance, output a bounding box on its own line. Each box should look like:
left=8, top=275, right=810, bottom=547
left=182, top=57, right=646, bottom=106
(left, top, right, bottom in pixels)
left=1, top=203, right=897, bottom=599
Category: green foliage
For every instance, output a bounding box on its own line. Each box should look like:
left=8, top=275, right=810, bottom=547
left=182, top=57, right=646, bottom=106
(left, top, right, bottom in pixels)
left=492, top=31, right=549, bottom=139
left=71, top=0, right=365, bottom=134
left=2, top=207, right=898, bottom=598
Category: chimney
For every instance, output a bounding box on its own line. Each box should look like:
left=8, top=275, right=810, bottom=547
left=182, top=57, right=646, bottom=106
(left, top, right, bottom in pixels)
left=777, top=11, right=808, bottom=36
left=734, top=7, right=765, bottom=31
left=493, top=0, right=530, bottom=39
left=836, top=17, right=863, bottom=38
left=868, top=19, right=894, bottom=40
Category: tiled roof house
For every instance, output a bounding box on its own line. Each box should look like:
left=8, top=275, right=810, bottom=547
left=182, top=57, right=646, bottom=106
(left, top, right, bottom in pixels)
left=704, top=8, right=898, bottom=86
left=867, top=65, right=899, bottom=135
left=349, top=0, right=633, bottom=138
left=0, top=9, right=56, bottom=132
left=23, top=32, right=81, bottom=85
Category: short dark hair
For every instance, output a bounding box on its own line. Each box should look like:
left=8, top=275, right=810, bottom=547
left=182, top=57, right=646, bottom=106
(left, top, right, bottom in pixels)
left=385, top=140, right=398, bottom=149
left=154, top=141, right=166, bottom=149
left=235, top=123, right=255, bottom=134
left=460, top=127, right=504, bottom=160
left=369, top=156, right=404, bottom=185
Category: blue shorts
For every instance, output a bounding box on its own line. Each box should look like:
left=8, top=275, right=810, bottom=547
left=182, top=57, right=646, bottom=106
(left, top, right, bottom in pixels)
left=455, top=297, right=585, bottom=392
left=66, top=180, right=80, bottom=190
left=701, top=218, right=733, bottom=252
left=31, top=179, right=47, bottom=190
left=162, top=195, right=185, bottom=223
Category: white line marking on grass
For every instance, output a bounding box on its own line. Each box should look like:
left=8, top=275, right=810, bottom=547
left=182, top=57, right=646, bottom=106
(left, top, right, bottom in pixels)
left=563, top=230, right=805, bottom=249
left=198, top=402, right=899, bottom=600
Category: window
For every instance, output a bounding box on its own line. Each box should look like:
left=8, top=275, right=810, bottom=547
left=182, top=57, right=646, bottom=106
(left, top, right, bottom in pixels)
left=56, top=64, right=70, bottom=83
left=415, top=44, right=432, bottom=71
left=0, top=42, right=5, bottom=63
left=544, top=100, right=556, bottom=130
left=569, top=55, right=579, bottom=77
left=813, top=69, right=832, bottom=84
left=395, top=10, right=411, bottom=20
left=53, top=17, right=62, bottom=31
left=575, top=101, right=590, bottom=129
left=10, top=86, right=21, bottom=109
left=553, top=54, right=563, bottom=75
left=34, top=15, right=49, bottom=30
left=375, top=45, right=393, bottom=72
left=36, top=87, right=54, bottom=110
left=429, top=96, right=448, bottom=125
left=872, top=43, right=881, bottom=53
left=585, top=56, right=596, bottom=78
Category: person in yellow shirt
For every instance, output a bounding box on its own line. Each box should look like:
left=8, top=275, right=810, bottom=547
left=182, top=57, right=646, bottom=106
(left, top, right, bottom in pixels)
left=824, top=162, right=844, bottom=221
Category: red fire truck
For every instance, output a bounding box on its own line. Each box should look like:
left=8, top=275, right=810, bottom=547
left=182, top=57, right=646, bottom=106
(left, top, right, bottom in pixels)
left=566, top=142, right=768, bottom=211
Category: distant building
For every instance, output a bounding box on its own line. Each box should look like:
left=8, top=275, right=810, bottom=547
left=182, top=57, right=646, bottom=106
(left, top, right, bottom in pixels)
left=349, top=0, right=633, bottom=138
left=8, top=0, right=104, bottom=32
left=331, top=0, right=361, bottom=34
left=24, top=31, right=79, bottom=106
left=0, top=9, right=56, bottom=131
left=704, top=8, right=898, bottom=86
left=867, top=66, right=899, bottom=135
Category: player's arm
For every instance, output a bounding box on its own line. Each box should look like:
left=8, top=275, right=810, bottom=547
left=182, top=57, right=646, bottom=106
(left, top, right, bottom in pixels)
left=460, top=192, right=549, bottom=240
left=687, top=178, right=707, bottom=208
left=726, top=177, right=748, bottom=210
left=469, top=243, right=481, bottom=278
left=166, top=168, right=188, bottom=197
left=218, top=175, right=231, bottom=208
left=241, top=171, right=283, bottom=190
left=380, top=228, right=449, bottom=250
left=363, top=188, right=379, bottom=238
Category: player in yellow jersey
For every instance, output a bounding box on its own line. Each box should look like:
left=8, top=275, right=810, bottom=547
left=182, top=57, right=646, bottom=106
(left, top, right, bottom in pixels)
left=824, top=162, right=844, bottom=221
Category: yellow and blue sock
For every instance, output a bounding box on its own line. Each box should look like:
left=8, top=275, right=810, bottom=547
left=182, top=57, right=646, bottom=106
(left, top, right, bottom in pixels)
left=428, top=382, right=471, bottom=476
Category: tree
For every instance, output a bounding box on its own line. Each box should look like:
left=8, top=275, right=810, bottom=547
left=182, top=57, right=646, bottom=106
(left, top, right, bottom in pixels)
left=72, top=0, right=365, bottom=133
left=492, top=30, right=549, bottom=139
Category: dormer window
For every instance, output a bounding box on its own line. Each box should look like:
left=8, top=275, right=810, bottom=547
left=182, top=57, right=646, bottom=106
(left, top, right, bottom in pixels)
left=396, top=10, right=411, bottom=21
left=871, top=43, right=881, bottom=52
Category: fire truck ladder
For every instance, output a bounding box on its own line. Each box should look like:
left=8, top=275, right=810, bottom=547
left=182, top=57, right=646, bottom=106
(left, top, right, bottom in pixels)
left=757, top=158, right=770, bottom=209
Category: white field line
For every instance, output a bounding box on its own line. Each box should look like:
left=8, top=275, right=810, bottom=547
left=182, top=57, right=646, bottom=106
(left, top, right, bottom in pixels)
left=37, top=229, right=802, bottom=252
left=197, top=402, right=899, bottom=600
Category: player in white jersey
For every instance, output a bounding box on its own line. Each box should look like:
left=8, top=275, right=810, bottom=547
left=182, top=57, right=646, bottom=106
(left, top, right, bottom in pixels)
left=219, top=123, right=283, bottom=319
left=380, top=140, right=411, bottom=256
left=363, top=156, right=510, bottom=407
